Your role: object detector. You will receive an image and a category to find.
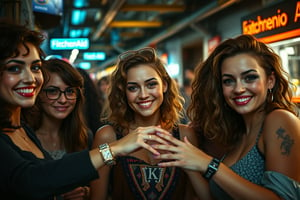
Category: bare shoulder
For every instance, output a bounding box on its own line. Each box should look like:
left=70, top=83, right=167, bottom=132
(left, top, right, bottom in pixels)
left=262, top=109, right=300, bottom=151
left=264, top=109, right=300, bottom=131
left=178, top=124, right=199, bottom=146
left=92, top=125, right=117, bottom=148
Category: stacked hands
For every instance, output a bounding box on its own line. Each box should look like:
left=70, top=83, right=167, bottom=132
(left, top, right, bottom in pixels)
left=110, top=125, right=211, bottom=173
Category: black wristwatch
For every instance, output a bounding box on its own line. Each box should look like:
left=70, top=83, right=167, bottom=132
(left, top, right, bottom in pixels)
left=203, top=158, right=220, bottom=180
left=99, top=143, right=116, bottom=166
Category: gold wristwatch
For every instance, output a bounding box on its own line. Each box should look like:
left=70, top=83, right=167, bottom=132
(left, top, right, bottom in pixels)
left=99, top=143, right=116, bottom=166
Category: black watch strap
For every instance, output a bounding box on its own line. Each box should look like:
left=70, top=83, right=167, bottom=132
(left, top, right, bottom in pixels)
left=203, top=158, right=220, bottom=180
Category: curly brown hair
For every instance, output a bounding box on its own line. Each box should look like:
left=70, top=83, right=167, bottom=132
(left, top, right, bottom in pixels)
left=108, top=47, right=183, bottom=134
left=188, top=34, right=298, bottom=147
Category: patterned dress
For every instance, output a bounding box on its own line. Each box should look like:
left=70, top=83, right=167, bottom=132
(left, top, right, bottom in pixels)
left=110, top=126, right=189, bottom=200
left=209, top=130, right=265, bottom=199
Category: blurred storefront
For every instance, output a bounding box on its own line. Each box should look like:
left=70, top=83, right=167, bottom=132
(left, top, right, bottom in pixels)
left=242, top=0, right=300, bottom=103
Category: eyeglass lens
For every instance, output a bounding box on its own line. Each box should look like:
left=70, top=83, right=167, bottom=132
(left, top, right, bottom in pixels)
left=44, top=87, right=78, bottom=100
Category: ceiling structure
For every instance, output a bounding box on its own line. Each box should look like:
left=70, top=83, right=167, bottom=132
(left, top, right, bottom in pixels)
left=40, top=0, right=241, bottom=73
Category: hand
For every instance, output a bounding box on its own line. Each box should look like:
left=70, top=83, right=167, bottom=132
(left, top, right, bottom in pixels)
left=62, top=186, right=89, bottom=200
left=110, top=126, right=172, bottom=157
left=153, top=134, right=211, bottom=173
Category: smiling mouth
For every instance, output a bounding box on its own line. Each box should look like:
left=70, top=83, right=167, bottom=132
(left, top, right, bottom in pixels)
left=15, top=88, right=35, bottom=97
left=138, top=101, right=153, bottom=108
left=233, top=96, right=251, bottom=105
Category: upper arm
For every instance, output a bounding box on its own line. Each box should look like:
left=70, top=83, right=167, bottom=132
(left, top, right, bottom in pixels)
left=262, top=109, right=300, bottom=181
left=92, top=125, right=117, bottom=148
left=90, top=125, right=117, bottom=200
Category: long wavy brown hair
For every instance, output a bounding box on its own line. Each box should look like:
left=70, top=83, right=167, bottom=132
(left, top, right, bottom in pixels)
left=24, top=59, right=89, bottom=152
left=108, top=47, right=183, bottom=134
left=188, top=34, right=298, bottom=147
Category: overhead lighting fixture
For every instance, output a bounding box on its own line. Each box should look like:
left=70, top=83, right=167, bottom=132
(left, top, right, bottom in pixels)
left=71, top=10, right=87, bottom=25
left=73, top=0, right=88, bottom=8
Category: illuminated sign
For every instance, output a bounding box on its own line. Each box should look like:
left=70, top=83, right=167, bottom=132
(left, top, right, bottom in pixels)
left=50, top=38, right=89, bottom=50
left=83, top=52, right=106, bottom=60
left=241, top=0, right=300, bottom=43
left=33, top=0, right=63, bottom=16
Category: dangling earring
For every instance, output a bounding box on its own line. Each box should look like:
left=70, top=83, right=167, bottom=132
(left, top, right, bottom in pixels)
left=268, top=89, right=274, bottom=102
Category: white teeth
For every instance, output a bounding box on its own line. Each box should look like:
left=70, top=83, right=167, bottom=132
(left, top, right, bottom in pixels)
left=235, top=97, right=250, bottom=102
left=16, top=88, right=34, bottom=93
left=139, top=102, right=151, bottom=107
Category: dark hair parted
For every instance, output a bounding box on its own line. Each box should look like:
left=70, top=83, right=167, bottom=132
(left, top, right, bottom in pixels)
left=26, top=59, right=89, bottom=152
left=0, top=19, right=45, bottom=69
left=108, top=47, right=183, bottom=134
left=188, top=34, right=298, bottom=147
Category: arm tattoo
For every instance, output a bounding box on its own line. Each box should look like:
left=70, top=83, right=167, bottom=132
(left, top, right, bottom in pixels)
left=276, top=127, right=294, bottom=155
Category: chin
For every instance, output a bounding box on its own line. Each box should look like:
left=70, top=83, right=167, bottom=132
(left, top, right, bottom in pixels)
left=20, top=101, right=36, bottom=108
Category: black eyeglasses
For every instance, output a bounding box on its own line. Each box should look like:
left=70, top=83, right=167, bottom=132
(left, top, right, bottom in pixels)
left=43, top=87, right=79, bottom=100
left=118, top=47, right=156, bottom=62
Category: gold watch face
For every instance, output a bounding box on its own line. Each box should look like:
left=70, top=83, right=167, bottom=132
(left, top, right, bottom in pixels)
left=99, top=143, right=116, bottom=165
left=103, top=149, right=113, bottom=160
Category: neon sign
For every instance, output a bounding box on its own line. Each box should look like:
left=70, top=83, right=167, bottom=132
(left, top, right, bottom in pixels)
left=50, top=38, right=89, bottom=50
left=241, top=1, right=300, bottom=43
left=83, top=52, right=106, bottom=60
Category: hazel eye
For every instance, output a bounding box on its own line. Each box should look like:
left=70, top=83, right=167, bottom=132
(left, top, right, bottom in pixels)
left=222, top=78, right=234, bottom=86
left=127, top=85, right=138, bottom=92
left=6, top=65, right=21, bottom=73
left=147, top=81, right=158, bottom=88
left=31, top=64, right=42, bottom=72
left=245, top=74, right=259, bottom=82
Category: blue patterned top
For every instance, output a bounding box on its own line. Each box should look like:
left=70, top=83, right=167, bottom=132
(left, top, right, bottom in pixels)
left=209, top=132, right=265, bottom=199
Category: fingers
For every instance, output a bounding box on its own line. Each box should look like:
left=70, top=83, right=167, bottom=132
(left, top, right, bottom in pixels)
left=155, top=131, right=183, bottom=146
left=62, top=187, right=86, bottom=199
left=158, top=160, right=182, bottom=167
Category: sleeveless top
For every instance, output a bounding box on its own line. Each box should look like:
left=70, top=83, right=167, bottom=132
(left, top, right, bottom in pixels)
left=209, top=130, right=265, bottom=200
left=110, top=126, right=189, bottom=200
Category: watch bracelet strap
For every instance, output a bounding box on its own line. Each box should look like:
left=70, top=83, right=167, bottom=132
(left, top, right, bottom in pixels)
left=99, top=143, right=116, bottom=165
left=203, top=158, right=221, bottom=180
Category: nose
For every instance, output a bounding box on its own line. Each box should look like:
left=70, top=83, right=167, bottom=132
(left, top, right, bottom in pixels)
left=234, top=80, right=246, bottom=93
left=57, top=92, right=68, bottom=102
left=139, top=87, right=149, bottom=99
left=22, top=68, right=35, bottom=83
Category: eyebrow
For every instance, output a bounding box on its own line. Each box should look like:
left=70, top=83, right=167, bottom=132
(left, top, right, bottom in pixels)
left=222, top=69, right=257, bottom=77
left=5, top=59, right=41, bottom=65
left=127, top=77, right=157, bottom=85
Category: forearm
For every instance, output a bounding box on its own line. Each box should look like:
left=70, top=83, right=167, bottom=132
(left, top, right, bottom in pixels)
left=186, top=170, right=213, bottom=200
left=212, top=163, right=280, bottom=200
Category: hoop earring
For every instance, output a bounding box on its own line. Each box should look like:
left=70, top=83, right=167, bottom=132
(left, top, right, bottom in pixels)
left=268, top=89, right=274, bottom=102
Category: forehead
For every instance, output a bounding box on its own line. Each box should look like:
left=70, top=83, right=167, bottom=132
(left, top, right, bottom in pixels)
left=45, top=72, right=65, bottom=85
left=127, top=64, right=161, bottom=81
left=5, top=43, right=40, bottom=62
left=221, top=53, right=264, bottom=74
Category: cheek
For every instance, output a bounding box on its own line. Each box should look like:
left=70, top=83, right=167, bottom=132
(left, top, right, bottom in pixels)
left=126, top=91, right=136, bottom=103
left=248, top=81, right=265, bottom=93
left=35, top=74, right=44, bottom=92
left=69, top=101, right=77, bottom=110
left=222, top=85, right=231, bottom=97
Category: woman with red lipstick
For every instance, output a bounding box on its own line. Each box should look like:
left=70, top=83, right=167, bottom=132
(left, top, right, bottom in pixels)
left=90, top=47, right=198, bottom=200
left=0, top=20, right=167, bottom=200
left=24, top=58, right=94, bottom=199
left=152, top=34, right=300, bottom=199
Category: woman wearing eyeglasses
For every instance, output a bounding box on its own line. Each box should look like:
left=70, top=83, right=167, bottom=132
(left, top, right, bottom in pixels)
left=0, top=19, right=167, bottom=200
left=90, top=47, right=198, bottom=200
left=23, top=58, right=94, bottom=199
